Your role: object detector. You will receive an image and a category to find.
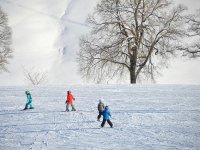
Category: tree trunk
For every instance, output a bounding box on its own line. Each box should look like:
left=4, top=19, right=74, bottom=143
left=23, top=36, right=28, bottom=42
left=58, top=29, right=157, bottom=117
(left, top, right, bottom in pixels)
left=130, top=56, right=137, bottom=84
left=130, top=69, right=136, bottom=83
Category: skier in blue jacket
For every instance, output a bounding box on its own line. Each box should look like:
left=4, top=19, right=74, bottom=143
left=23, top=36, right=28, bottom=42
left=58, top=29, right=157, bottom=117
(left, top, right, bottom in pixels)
left=101, top=106, right=113, bottom=128
left=24, top=91, right=34, bottom=110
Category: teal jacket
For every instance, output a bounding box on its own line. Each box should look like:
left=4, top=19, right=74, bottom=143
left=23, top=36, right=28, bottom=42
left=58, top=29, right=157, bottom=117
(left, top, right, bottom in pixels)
left=26, top=93, right=32, bottom=103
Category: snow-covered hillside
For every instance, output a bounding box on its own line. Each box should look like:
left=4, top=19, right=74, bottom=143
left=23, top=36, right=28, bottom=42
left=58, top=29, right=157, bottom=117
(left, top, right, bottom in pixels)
left=0, top=0, right=99, bottom=85
left=0, top=85, right=200, bottom=149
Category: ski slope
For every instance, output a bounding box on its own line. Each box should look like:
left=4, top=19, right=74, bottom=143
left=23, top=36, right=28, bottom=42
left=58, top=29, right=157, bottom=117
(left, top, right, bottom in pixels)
left=0, top=84, right=200, bottom=149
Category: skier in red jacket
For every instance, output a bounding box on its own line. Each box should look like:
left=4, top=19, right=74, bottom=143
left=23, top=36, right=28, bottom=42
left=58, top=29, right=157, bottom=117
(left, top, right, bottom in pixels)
left=66, top=90, right=76, bottom=111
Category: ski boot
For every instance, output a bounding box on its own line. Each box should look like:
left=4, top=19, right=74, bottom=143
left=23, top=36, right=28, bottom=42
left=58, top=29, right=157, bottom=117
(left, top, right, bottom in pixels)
left=72, top=108, right=76, bottom=111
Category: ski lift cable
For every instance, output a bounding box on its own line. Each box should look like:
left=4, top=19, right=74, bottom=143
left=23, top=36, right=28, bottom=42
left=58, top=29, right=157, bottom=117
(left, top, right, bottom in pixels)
left=0, top=0, right=90, bottom=27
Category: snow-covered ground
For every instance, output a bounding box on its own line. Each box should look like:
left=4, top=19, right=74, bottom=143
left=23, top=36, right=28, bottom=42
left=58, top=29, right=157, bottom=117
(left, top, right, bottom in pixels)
left=0, top=84, right=200, bottom=149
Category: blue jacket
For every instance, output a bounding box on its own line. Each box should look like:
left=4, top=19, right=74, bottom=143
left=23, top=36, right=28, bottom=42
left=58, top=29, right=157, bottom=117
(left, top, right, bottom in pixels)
left=101, top=109, right=111, bottom=120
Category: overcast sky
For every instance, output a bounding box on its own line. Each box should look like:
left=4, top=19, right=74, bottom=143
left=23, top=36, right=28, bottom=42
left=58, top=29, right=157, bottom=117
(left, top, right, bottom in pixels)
left=0, top=0, right=200, bottom=85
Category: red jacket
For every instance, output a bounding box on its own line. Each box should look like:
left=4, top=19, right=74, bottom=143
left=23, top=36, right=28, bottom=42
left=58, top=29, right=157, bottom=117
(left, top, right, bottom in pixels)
left=66, top=91, right=75, bottom=104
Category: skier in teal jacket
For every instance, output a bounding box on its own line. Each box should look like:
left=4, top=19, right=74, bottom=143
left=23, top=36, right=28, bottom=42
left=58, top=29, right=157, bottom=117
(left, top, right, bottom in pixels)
left=24, top=91, right=34, bottom=110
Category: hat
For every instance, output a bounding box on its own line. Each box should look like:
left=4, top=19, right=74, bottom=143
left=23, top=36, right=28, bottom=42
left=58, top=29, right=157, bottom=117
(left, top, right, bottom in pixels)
left=67, top=90, right=71, bottom=94
left=25, top=90, right=30, bottom=94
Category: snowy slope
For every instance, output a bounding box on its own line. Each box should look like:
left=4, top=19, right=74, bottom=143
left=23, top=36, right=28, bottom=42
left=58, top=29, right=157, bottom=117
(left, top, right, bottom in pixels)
left=52, top=0, right=100, bottom=84
left=0, top=84, right=200, bottom=149
left=0, top=0, right=100, bottom=85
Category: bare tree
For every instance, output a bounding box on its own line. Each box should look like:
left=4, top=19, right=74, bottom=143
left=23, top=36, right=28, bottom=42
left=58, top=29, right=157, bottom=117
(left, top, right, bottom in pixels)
left=179, top=9, right=200, bottom=57
left=78, top=0, right=188, bottom=84
left=0, top=6, right=12, bottom=72
left=23, top=67, right=48, bottom=85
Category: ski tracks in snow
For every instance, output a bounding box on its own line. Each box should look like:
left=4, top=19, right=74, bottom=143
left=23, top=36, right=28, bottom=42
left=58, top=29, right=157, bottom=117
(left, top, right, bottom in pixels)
left=0, top=85, right=200, bottom=149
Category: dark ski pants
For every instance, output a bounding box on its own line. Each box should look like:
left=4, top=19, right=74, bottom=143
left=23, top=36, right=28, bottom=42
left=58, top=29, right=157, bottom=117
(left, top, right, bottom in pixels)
left=97, top=111, right=102, bottom=120
left=101, top=119, right=113, bottom=128
left=66, top=103, right=76, bottom=111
